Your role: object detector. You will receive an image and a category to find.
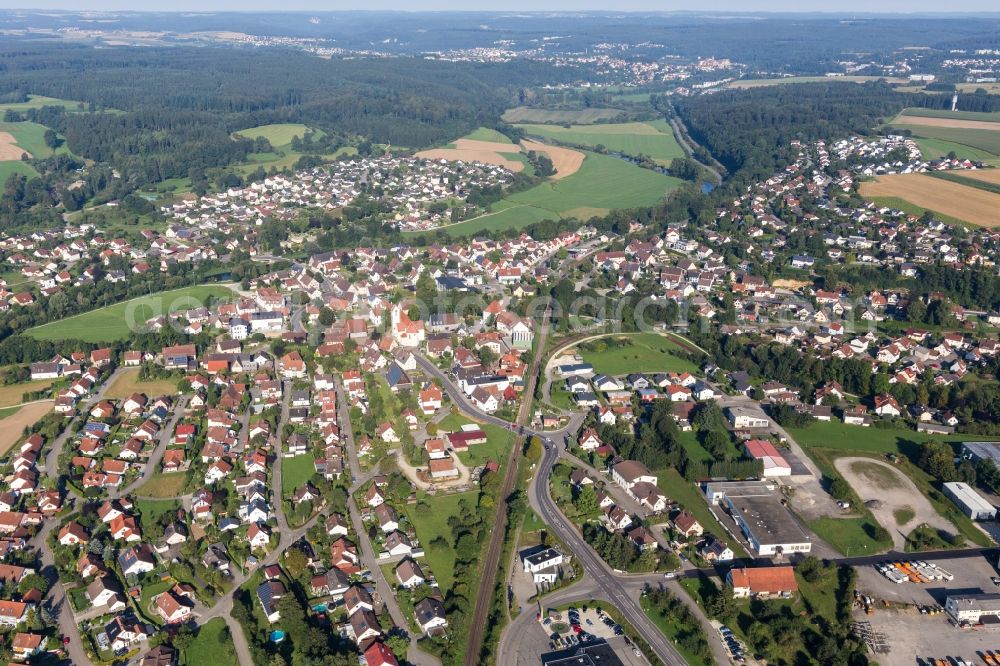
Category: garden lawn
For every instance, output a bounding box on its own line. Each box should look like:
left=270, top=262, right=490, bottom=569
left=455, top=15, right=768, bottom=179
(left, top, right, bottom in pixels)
left=181, top=618, right=235, bottom=666
left=25, top=285, right=236, bottom=342
left=404, top=491, right=475, bottom=591
left=577, top=333, right=698, bottom=376
left=438, top=410, right=516, bottom=469
left=654, top=467, right=748, bottom=558
left=281, top=455, right=316, bottom=495
left=138, top=578, right=174, bottom=624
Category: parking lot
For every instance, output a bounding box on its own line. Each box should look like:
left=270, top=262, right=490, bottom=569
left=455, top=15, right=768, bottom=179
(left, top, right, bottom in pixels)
left=852, top=555, right=1000, bottom=665
left=855, top=554, right=1000, bottom=607
left=541, top=607, right=652, bottom=666
left=859, top=606, right=1000, bottom=666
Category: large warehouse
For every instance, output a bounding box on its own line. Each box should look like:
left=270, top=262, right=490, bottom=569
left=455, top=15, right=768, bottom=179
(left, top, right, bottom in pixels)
left=943, top=481, right=996, bottom=521
left=706, top=480, right=812, bottom=557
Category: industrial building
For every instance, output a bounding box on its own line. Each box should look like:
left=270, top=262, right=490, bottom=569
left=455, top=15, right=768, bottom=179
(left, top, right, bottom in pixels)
left=744, top=439, right=792, bottom=477
left=943, top=481, right=996, bottom=521
left=962, top=441, right=1000, bottom=468
left=705, top=480, right=812, bottom=557
left=945, top=593, right=1000, bottom=625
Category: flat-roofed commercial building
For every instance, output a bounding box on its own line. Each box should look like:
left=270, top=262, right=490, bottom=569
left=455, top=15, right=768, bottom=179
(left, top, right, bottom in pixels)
left=943, top=481, right=996, bottom=521
left=946, top=593, right=1000, bottom=624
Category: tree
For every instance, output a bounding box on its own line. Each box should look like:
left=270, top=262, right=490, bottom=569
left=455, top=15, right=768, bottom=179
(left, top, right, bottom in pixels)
left=575, top=485, right=599, bottom=515
left=172, top=625, right=195, bottom=651
left=918, top=440, right=958, bottom=482
left=384, top=633, right=409, bottom=659
left=829, top=477, right=851, bottom=500
left=318, top=306, right=336, bottom=327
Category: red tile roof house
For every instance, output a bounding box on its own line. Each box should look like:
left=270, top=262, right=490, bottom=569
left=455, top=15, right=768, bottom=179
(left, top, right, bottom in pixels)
left=728, top=566, right=798, bottom=599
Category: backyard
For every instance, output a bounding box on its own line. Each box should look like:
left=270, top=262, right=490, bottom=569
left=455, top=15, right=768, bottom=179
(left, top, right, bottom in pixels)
left=103, top=368, right=179, bottom=400
left=404, top=490, right=475, bottom=592
left=181, top=618, right=236, bottom=665
left=281, top=455, right=317, bottom=495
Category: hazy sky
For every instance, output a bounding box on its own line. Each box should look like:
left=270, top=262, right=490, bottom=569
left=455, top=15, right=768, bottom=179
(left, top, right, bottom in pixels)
left=0, top=1, right=997, bottom=12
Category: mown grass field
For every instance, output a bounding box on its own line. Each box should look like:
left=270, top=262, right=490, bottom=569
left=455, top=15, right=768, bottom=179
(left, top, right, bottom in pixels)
left=26, top=285, right=235, bottom=342
left=136, top=497, right=182, bottom=525
left=786, top=420, right=992, bottom=455
left=436, top=150, right=679, bottom=237
left=913, top=136, right=998, bottom=162
left=576, top=332, right=698, bottom=376
left=281, top=454, right=316, bottom=495
left=898, top=107, right=1000, bottom=122
left=515, top=120, right=684, bottom=166
left=460, top=127, right=513, bottom=143
left=501, top=106, right=623, bottom=124
left=0, top=160, right=38, bottom=181
left=504, top=150, right=679, bottom=214
left=104, top=368, right=179, bottom=399
left=404, top=491, right=476, bottom=591
left=234, top=123, right=319, bottom=148
left=893, top=124, right=1000, bottom=158
left=0, top=121, right=70, bottom=159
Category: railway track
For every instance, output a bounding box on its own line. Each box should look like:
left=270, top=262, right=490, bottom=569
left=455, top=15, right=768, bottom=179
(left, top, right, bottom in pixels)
left=463, top=304, right=552, bottom=666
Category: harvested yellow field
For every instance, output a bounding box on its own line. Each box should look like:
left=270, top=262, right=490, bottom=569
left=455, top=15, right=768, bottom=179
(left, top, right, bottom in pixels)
left=957, top=168, right=1000, bottom=185
left=0, top=131, right=29, bottom=160
left=860, top=173, right=1000, bottom=227
left=416, top=140, right=525, bottom=172
left=0, top=379, right=54, bottom=408
left=773, top=279, right=811, bottom=290
left=104, top=368, right=179, bottom=399
left=520, top=139, right=584, bottom=180
left=0, top=401, right=52, bottom=454
left=893, top=114, right=1000, bottom=131
left=415, top=148, right=523, bottom=172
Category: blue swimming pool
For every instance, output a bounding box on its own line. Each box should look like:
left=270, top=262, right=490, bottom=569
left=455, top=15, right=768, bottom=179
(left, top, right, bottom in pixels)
left=269, top=630, right=286, bottom=643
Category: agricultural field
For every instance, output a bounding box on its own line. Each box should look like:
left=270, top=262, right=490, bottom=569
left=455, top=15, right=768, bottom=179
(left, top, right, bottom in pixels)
left=0, top=160, right=38, bottom=182
left=103, top=368, right=179, bottom=399
left=728, top=75, right=903, bottom=89
left=437, top=149, right=680, bottom=236
left=575, top=332, right=698, bottom=376
left=516, top=120, right=684, bottom=166
left=912, top=136, right=998, bottom=162
left=26, top=285, right=236, bottom=342
left=504, top=150, right=679, bottom=216
left=281, top=454, right=316, bottom=494
left=501, top=106, right=623, bottom=124
left=0, top=379, right=56, bottom=408
left=859, top=173, right=1000, bottom=227
left=416, top=138, right=526, bottom=172
left=0, top=401, right=53, bottom=455
left=894, top=107, right=1000, bottom=123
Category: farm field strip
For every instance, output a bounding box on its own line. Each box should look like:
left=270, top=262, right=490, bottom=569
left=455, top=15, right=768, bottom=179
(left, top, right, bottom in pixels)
left=515, top=120, right=684, bottom=165
left=0, top=401, right=53, bottom=454
left=501, top=106, right=623, bottom=124
left=896, top=107, right=1000, bottom=123
left=519, top=139, right=584, bottom=179
left=927, top=170, right=1000, bottom=195
left=893, top=114, right=1000, bottom=131
left=860, top=173, right=1000, bottom=228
